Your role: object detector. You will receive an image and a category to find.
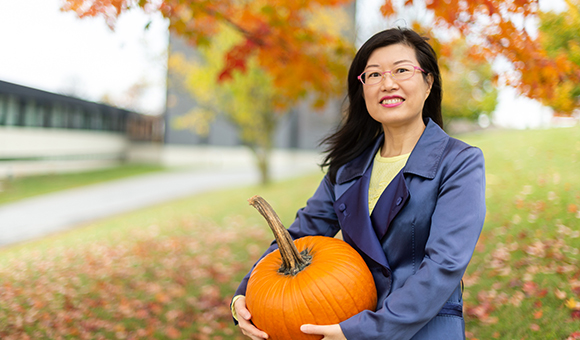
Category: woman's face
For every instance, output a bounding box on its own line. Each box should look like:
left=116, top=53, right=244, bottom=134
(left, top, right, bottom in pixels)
left=362, top=43, right=433, bottom=130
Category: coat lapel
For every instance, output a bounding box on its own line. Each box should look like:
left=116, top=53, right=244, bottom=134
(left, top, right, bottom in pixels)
left=334, top=164, right=389, bottom=269
left=332, top=118, right=450, bottom=269
left=370, top=171, right=409, bottom=240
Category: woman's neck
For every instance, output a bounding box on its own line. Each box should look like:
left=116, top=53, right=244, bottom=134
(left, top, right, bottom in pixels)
left=381, top=121, right=425, bottom=158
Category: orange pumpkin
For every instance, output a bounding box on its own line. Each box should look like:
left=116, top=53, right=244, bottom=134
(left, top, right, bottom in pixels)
left=245, top=195, right=377, bottom=340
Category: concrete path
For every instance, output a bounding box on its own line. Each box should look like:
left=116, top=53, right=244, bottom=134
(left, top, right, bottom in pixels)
left=0, top=160, right=320, bottom=247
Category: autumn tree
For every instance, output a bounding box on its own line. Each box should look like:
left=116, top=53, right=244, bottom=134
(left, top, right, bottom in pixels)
left=379, top=0, right=580, bottom=115
left=63, top=0, right=356, bottom=184
left=169, top=25, right=280, bottom=184
left=166, top=5, right=353, bottom=184
left=64, top=0, right=580, bottom=118
left=439, top=38, right=498, bottom=126
left=537, top=0, right=580, bottom=114
left=62, top=0, right=355, bottom=111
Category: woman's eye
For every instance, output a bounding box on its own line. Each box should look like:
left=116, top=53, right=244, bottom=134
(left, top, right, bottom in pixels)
left=368, top=72, right=382, bottom=78
left=395, top=67, right=412, bottom=74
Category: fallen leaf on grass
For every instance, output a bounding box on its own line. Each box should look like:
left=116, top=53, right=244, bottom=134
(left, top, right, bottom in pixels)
left=509, top=291, right=525, bottom=307
left=566, top=298, right=580, bottom=310
left=555, top=288, right=567, bottom=300
left=165, top=326, right=181, bottom=339
left=522, top=281, right=538, bottom=296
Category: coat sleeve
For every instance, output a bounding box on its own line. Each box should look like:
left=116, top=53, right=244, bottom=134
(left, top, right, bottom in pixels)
left=340, top=146, right=486, bottom=340
left=232, top=174, right=340, bottom=299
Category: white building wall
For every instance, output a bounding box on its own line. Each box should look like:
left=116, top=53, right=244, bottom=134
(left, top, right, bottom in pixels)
left=0, top=127, right=128, bottom=178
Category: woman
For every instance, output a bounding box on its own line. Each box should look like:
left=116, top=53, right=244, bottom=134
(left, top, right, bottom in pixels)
left=232, top=27, right=486, bottom=340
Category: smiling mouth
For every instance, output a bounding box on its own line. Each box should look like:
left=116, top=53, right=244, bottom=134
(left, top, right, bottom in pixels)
left=381, top=98, right=404, bottom=105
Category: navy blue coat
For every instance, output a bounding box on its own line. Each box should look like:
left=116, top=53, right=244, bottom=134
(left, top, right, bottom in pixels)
left=235, top=118, right=486, bottom=340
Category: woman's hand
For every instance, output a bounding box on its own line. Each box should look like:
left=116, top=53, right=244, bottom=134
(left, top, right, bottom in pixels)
left=301, top=324, right=346, bottom=340
left=233, top=296, right=269, bottom=340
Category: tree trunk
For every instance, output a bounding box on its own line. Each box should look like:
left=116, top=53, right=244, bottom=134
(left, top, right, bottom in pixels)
left=252, top=146, right=271, bottom=185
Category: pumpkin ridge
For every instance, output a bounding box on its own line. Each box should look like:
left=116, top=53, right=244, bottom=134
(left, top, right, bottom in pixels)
left=300, top=261, right=350, bottom=320
left=261, top=283, right=277, bottom=338
left=298, top=267, right=336, bottom=324
left=279, top=278, right=294, bottom=340
left=310, top=262, right=363, bottom=318
left=333, top=262, right=377, bottom=311
left=290, top=278, right=311, bottom=338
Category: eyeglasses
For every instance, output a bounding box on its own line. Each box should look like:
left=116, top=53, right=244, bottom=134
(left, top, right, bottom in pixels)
left=358, top=64, right=426, bottom=86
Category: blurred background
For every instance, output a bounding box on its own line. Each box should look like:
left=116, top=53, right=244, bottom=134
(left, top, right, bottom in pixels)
left=0, top=0, right=579, bottom=339
left=1, top=0, right=577, bottom=183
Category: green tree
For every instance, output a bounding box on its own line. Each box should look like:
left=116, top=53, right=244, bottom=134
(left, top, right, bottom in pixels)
left=538, top=0, right=580, bottom=115
left=439, top=39, right=498, bottom=126
left=168, top=7, right=352, bottom=185
left=170, top=25, right=279, bottom=184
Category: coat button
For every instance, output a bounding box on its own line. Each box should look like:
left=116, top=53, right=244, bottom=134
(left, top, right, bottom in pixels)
left=382, top=268, right=390, bottom=277
left=396, top=197, right=403, bottom=206
left=338, top=203, right=346, bottom=212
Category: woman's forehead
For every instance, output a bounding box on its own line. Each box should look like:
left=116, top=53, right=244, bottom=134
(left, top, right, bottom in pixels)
left=366, top=44, right=418, bottom=66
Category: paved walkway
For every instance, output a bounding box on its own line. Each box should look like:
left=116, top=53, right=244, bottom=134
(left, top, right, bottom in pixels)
left=0, top=161, right=320, bottom=247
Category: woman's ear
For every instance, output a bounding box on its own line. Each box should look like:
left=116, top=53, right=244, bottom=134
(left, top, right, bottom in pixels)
left=425, top=73, right=434, bottom=97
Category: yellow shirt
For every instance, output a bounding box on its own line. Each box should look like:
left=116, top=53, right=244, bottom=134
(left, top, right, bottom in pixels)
left=368, top=150, right=410, bottom=214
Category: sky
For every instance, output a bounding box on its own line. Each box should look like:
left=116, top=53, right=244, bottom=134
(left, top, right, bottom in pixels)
left=0, top=0, right=169, bottom=115
left=0, top=0, right=569, bottom=125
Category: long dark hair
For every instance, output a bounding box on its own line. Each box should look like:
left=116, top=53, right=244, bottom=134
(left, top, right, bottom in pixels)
left=320, top=27, right=443, bottom=184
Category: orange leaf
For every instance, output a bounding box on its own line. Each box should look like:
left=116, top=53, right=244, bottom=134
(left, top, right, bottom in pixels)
left=165, top=326, right=181, bottom=339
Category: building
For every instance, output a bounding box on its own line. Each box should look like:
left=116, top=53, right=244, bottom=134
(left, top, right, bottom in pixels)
left=0, top=4, right=356, bottom=178
left=0, top=80, right=162, bottom=178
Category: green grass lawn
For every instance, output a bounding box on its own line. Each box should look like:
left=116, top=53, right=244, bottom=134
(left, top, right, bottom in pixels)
left=0, top=163, right=166, bottom=205
left=459, top=127, right=580, bottom=339
left=0, top=125, right=578, bottom=339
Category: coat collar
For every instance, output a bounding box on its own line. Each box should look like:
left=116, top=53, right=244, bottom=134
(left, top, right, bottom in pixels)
left=336, top=118, right=449, bottom=184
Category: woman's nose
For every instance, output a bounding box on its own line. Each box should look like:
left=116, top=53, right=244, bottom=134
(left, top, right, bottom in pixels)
left=380, top=74, right=398, bottom=90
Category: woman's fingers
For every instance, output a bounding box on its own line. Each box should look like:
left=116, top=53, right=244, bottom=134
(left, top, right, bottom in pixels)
left=234, top=296, right=252, bottom=321
left=234, top=296, right=269, bottom=339
left=301, top=324, right=346, bottom=340
left=238, top=317, right=269, bottom=339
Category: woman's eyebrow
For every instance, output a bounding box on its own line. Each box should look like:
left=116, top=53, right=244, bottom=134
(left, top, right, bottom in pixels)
left=394, top=59, right=414, bottom=65
left=365, top=59, right=415, bottom=70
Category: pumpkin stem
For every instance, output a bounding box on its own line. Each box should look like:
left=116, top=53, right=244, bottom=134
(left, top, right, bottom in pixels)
left=248, top=195, right=311, bottom=276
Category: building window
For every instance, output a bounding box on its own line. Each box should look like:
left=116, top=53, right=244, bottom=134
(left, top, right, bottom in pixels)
left=51, top=105, right=65, bottom=128
left=0, top=95, right=5, bottom=126
left=92, top=112, right=103, bottom=130
left=42, top=104, right=52, bottom=128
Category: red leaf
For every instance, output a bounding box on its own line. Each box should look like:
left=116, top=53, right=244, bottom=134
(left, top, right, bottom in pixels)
left=522, top=281, right=538, bottom=296
left=165, top=326, right=181, bottom=339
